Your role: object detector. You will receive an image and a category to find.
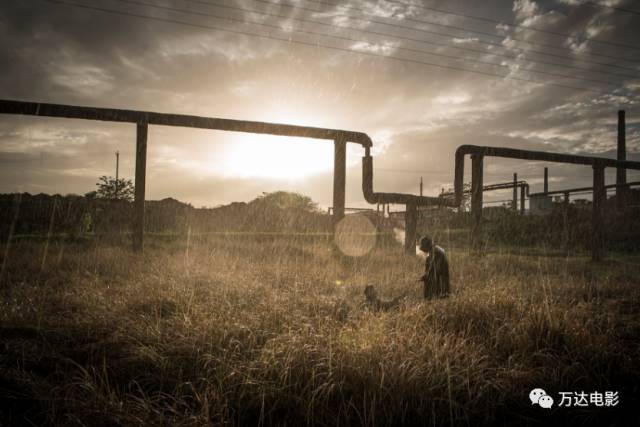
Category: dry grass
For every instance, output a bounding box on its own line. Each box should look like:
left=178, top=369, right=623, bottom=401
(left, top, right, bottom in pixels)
left=1, top=235, right=639, bottom=426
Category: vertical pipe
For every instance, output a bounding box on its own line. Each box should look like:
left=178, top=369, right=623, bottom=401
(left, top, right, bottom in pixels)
left=405, top=203, right=417, bottom=254
left=513, top=173, right=518, bottom=211
left=115, top=150, right=119, bottom=200
left=471, top=154, right=484, bottom=250
left=592, top=164, right=605, bottom=262
left=616, top=110, right=626, bottom=209
left=520, top=185, right=525, bottom=215
left=333, top=135, right=346, bottom=227
left=420, top=177, right=423, bottom=197
left=454, top=149, right=465, bottom=209
left=544, top=167, right=549, bottom=194
left=133, top=120, right=148, bottom=252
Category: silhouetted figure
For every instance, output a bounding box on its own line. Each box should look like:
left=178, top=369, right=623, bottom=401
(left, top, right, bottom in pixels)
left=419, top=236, right=450, bottom=299
left=364, top=285, right=403, bottom=311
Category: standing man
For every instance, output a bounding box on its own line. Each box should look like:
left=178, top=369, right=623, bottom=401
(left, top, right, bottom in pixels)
left=419, top=236, right=450, bottom=299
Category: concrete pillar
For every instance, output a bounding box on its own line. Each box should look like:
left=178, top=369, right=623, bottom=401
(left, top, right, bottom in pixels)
left=471, top=154, right=484, bottom=251
left=332, top=135, right=346, bottom=227
left=592, top=164, right=605, bottom=262
left=544, top=167, right=549, bottom=194
left=520, top=185, right=525, bottom=214
left=133, top=120, right=148, bottom=252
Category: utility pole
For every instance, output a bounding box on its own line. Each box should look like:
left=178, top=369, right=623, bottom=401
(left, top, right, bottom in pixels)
left=420, top=176, right=423, bottom=196
left=115, top=151, right=120, bottom=200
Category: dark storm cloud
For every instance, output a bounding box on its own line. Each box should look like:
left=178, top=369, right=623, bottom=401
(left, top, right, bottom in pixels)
left=1, top=0, right=639, bottom=206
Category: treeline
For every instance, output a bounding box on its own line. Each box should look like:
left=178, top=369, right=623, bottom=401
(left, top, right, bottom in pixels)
left=0, top=191, right=332, bottom=238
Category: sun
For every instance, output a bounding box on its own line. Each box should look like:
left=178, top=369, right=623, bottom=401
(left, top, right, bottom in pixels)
left=220, top=108, right=337, bottom=180
left=221, top=133, right=335, bottom=180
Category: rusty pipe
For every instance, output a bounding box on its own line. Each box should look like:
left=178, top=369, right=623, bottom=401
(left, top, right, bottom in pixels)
left=0, top=99, right=373, bottom=148
left=528, top=180, right=640, bottom=198
left=441, top=180, right=529, bottom=197
left=454, top=144, right=640, bottom=207
left=362, top=154, right=457, bottom=207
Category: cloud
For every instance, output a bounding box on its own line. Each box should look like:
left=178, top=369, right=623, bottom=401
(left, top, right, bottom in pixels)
left=0, top=0, right=639, bottom=207
left=513, top=0, right=539, bottom=21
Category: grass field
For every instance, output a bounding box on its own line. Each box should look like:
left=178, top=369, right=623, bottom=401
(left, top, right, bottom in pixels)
left=1, top=234, right=639, bottom=426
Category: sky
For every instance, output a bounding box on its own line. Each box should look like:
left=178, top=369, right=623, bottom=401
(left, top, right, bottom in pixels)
left=1, top=0, right=639, bottom=209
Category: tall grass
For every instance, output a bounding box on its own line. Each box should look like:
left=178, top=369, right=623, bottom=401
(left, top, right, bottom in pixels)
left=1, top=235, right=638, bottom=425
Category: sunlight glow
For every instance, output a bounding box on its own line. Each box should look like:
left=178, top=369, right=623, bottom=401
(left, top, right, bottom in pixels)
left=221, top=133, right=334, bottom=180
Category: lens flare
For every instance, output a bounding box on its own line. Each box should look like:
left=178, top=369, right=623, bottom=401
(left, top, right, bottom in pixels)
left=334, top=215, right=377, bottom=257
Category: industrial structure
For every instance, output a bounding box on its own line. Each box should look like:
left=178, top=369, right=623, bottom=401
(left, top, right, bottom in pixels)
left=453, top=142, right=640, bottom=261
left=1, top=99, right=636, bottom=261
left=0, top=99, right=455, bottom=253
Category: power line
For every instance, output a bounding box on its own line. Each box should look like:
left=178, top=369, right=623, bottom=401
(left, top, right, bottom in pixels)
left=250, top=0, right=639, bottom=73
left=584, top=1, right=640, bottom=16
left=180, top=0, right=636, bottom=81
left=378, top=0, right=640, bottom=52
left=41, top=0, right=607, bottom=93
left=299, top=0, right=640, bottom=65
left=111, top=0, right=620, bottom=88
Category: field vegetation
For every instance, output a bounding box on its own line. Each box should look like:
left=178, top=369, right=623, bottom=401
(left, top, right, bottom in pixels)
left=1, top=232, right=639, bottom=426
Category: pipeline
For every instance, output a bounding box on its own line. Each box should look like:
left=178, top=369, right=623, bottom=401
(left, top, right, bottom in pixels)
left=0, top=98, right=459, bottom=253
left=441, top=180, right=529, bottom=197
left=362, top=154, right=457, bottom=207
left=528, top=180, right=640, bottom=198
left=454, top=144, right=640, bottom=208
left=454, top=144, right=640, bottom=261
left=0, top=99, right=373, bottom=149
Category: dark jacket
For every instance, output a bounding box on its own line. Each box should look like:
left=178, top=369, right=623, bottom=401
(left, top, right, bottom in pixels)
left=422, top=245, right=450, bottom=298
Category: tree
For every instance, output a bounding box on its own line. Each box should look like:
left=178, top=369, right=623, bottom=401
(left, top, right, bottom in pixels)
left=94, top=175, right=134, bottom=202
left=250, top=191, right=319, bottom=212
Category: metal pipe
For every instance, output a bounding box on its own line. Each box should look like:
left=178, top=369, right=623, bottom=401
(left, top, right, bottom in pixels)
left=454, top=144, right=640, bottom=261
left=0, top=99, right=373, bottom=148
left=362, top=154, right=456, bottom=251
left=513, top=173, right=518, bottom=211
left=1, top=98, right=456, bottom=254
left=471, top=154, right=484, bottom=250
left=592, top=165, right=605, bottom=261
left=405, top=203, right=417, bottom=254
left=133, top=120, right=148, bottom=252
left=528, top=180, right=640, bottom=198
left=441, top=180, right=529, bottom=196
left=454, top=144, right=640, bottom=207
left=362, top=155, right=456, bottom=207
left=0, top=99, right=380, bottom=251
left=332, top=136, right=346, bottom=226
left=617, top=110, right=627, bottom=209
